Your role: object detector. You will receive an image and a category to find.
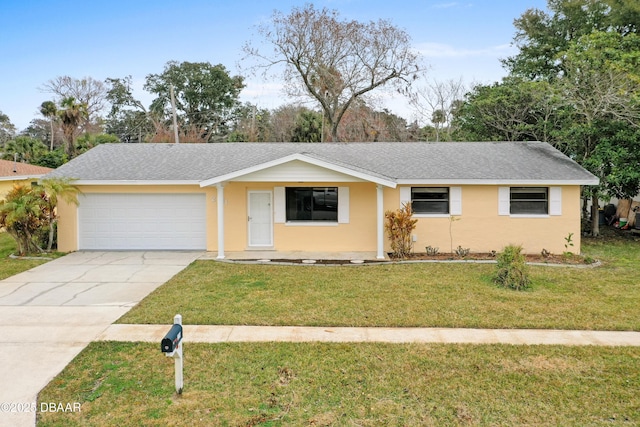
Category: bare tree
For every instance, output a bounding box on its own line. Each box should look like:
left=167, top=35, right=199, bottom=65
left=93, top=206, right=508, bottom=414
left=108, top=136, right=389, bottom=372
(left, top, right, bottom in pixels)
left=244, top=4, right=422, bottom=142
left=409, top=77, right=467, bottom=141
left=40, top=76, right=107, bottom=123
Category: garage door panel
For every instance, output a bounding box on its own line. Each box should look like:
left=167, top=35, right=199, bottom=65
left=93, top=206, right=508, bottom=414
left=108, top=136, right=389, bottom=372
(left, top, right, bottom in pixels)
left=79, top=193, right=206, bottom=250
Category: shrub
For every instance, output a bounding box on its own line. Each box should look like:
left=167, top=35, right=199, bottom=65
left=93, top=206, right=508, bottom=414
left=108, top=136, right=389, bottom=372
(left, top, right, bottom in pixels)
left=494, top=245, right=530, bottom=290
left=384, top=202, right=418, bottom=259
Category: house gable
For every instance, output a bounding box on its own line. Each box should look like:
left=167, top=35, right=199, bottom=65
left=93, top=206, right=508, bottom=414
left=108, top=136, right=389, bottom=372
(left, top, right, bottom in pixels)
left=199, top=153, right=396, bottom=188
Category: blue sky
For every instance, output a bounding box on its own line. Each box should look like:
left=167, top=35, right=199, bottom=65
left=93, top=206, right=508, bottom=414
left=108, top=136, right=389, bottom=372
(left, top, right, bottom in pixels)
left=1, top=0, right=548, bottom=131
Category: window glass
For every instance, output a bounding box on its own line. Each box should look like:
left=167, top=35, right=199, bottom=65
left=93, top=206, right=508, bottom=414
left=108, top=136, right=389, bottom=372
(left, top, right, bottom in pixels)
left=510, top=187, right=548, bottom=214
left=286, top=187, right=338, bottom=221
left=411, top=187, right=449, bottom=214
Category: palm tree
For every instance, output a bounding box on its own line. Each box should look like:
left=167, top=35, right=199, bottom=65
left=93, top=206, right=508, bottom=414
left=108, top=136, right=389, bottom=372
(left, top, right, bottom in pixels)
left=0, top=185, right=48, bottom=255
left=58, top=97, right=88, bottom=158
left=39, top=178, right=80, bottom=251
left=39, top=101, right=57, bottom=151
left=0, top=180, right=80, bottom=254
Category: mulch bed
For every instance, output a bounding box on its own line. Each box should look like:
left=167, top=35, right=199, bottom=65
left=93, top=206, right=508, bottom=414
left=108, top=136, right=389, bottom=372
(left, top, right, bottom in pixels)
left=235, top=252, right=592, bottom=265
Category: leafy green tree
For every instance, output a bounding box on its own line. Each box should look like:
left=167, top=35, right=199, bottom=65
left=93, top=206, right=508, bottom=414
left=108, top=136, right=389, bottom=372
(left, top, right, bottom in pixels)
left=33, top=149, right=67, bottom=169
left=504, top=0, right=625, bottom=80
left=0, top=180, right=79, bottom=254
left=291, top=110, right=323, bottom=142
left=0, top=111, right=16, bottom=146
left=556, top=31, right=640, bottom=233
left=145, top=61, right=244, bottom=142
left=2, top=136, right=48, bottom=164
left=0, top=185, right=49, bottom=255
left=75, top=133, right=119, bottom=155
left=105, top=76, right=163, bottom=142
left=453, top=78, right=564, bottom=142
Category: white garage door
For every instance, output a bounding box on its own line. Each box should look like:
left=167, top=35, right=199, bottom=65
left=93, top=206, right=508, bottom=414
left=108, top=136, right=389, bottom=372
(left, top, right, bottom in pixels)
left=78, top=193, right=207, bottom=250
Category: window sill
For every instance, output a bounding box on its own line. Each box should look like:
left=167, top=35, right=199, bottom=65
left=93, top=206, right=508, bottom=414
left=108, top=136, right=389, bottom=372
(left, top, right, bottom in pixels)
left=413, top=214, right=451, bottom=218
left=509, top=214, right=550, bottom=218
left=285, top=221, right=339, bottom=227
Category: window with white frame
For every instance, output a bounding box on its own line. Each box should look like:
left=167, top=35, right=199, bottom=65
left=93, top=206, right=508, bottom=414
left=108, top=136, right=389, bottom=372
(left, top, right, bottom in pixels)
left=411, top=187, right=449, bottom=214
left=510, top=187, right=548, bottom=215
left=285, top=187, right=338, bottom=221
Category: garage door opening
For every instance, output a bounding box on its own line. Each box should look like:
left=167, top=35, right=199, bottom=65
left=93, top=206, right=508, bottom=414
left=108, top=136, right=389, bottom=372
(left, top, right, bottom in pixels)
left=78, top=193, right=206, bottom=250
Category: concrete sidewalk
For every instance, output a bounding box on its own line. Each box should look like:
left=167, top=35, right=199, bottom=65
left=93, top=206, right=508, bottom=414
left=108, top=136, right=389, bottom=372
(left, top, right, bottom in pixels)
left=99, top=324, right=640, bottom=346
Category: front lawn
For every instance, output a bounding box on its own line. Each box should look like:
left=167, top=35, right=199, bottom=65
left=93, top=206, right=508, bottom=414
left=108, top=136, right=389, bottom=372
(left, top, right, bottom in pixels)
left=0, top=232, right=57, bottom=280
left=118, top=235, right=640, bottom=331
left=37, top=342, right=640, bottom=426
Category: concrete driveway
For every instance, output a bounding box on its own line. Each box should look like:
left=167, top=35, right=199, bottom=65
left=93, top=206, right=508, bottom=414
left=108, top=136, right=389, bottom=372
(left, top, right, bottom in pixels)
left=0, top=251, right=202, bottom=427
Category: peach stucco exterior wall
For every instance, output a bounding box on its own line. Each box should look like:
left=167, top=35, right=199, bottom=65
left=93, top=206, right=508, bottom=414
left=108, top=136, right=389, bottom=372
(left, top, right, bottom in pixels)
left=56, top=185, right=216, bottom=252
left=0, top=179, right=39, bottom=200
left=57, top=182, right=583, bottom=255
left=384, top=185, right=582, bottom=255
left=218, top=182, right=377, bottom=252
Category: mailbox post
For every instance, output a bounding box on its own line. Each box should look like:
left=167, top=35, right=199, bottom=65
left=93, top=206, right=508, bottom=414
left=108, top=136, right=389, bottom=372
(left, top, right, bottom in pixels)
left=161, top=314, right=183, bottom=394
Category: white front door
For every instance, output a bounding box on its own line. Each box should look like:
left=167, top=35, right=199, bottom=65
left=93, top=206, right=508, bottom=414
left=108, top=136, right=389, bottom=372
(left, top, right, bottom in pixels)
left=248, top=191, right=273, bottom=247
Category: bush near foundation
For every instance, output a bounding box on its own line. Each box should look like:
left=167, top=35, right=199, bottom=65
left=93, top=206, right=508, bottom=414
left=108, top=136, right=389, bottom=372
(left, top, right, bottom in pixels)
left=495, top=244, right=530, bottom=290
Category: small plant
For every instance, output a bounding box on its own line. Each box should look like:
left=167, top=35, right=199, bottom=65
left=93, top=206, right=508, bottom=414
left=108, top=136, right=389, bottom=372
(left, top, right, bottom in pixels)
left=449, top=215, right=461, bottom=253
left=564, top=232, right=574, bottom=252
left=426, top=245, right=440, bottom=256
left=541, top=249, right=551, bottom=258
left=489, top=250, right=497, bottom=258
left=454, top=245, right=470, bottom=257
left=495, top=244, right=531, bottom=291
left=562, top=232, right=576, bottom=260
left=384, top=202, right=418, bottom=259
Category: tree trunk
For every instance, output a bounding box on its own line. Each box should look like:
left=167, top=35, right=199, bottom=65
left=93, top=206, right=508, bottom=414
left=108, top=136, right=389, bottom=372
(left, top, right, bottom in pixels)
left=49, top=119, right=55, bottom=151
left=47, top=219, right=56, bottom=251
left=591, top=194, right=600, bottom=236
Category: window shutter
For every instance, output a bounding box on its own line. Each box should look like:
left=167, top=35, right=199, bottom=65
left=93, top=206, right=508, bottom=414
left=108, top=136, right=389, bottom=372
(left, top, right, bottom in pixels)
left=549, top=187, right=562, bottom=215
left=274, top=187, right=285, bottom=223
left=498, top=187, right=510, bottom=216
left=400, top=186, right=411, bottom=208
left=450, top=187, right=462, bottom=215
left=338, top=187, right=349, bottom=223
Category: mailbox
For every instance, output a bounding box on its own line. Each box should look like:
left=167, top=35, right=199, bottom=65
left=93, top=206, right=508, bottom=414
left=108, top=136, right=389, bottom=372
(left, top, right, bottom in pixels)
left=161, top=324, right=183, bottom=353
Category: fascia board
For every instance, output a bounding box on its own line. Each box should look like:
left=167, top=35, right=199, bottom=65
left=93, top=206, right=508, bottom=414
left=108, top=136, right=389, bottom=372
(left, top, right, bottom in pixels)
left=200, top=153, right=397, bottom=188
left=395, top=178, right=600, bottom=186
left=0, top=174, right=47, bottom=181
left=68, top=180, right=202, bottom=186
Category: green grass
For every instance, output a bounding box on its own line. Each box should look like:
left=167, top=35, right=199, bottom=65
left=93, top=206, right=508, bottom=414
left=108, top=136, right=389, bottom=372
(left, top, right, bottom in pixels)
left=37, top=342, right=640, bottom=426
left=118, top=236, right=640, bottom=330
left=0, top=232, right=58, bottom=280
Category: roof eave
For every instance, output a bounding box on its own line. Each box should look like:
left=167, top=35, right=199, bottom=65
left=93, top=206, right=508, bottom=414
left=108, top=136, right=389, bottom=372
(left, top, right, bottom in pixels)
left=395, top=178, right=600, bottom=185
left=67, top=180, right=202, bottom=186
left=0, top=174, right=48, bottom=181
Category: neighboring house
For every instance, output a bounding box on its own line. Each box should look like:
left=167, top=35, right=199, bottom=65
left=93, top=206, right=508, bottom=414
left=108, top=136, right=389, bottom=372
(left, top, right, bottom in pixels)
left=0, top=159, right=53, bottom=198
left=45, top=142, right=598, bottom=257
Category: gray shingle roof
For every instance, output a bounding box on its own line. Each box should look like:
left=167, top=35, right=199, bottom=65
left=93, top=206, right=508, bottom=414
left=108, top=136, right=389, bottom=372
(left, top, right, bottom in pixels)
left=45, top=141, right=598, bottom=185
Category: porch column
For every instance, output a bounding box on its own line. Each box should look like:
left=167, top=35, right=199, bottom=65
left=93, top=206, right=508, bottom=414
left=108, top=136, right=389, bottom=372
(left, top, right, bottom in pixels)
left=376, top=184, right=385, bottom=259
left=216, top=183, right=225, bottom=259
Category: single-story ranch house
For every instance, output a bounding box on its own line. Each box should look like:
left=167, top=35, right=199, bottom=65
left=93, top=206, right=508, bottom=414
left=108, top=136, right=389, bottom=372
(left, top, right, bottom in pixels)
left=46, top=141, right=598, bottom=258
